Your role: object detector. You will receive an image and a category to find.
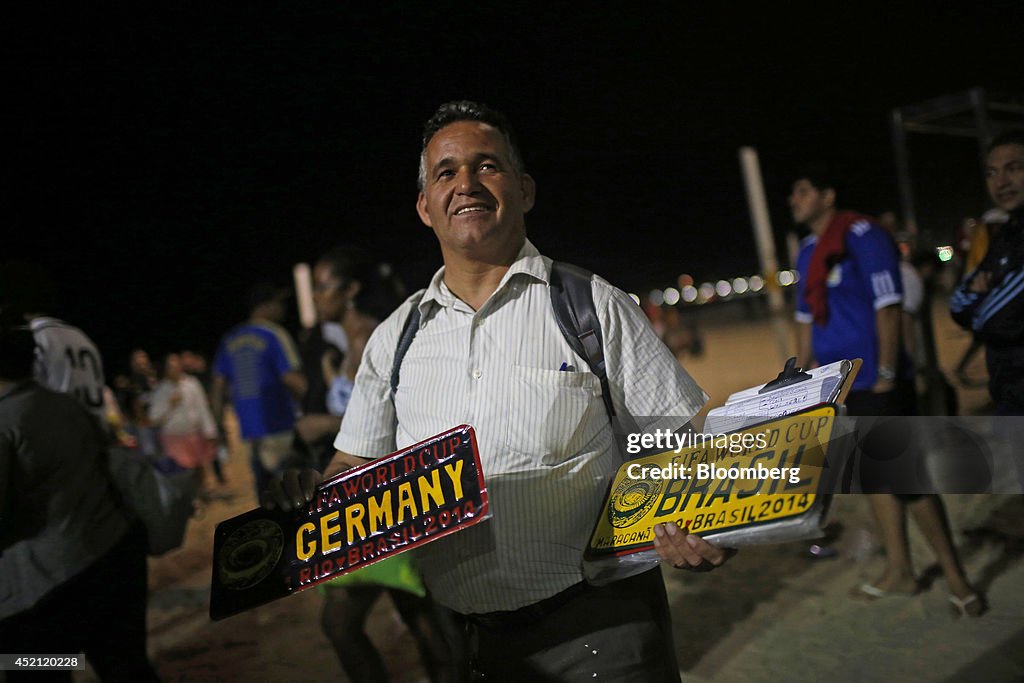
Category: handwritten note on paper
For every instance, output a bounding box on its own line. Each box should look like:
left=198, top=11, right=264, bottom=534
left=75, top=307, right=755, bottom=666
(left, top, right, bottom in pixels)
left=704, top=360, right=852, bottom=434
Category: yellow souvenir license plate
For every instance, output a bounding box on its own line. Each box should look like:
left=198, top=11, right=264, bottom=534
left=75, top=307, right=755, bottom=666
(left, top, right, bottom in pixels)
left=587, top=405, right=837, bottom=557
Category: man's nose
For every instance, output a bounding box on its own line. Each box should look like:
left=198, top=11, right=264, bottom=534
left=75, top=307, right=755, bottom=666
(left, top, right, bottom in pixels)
left=455, top=167, right=481, bottom=193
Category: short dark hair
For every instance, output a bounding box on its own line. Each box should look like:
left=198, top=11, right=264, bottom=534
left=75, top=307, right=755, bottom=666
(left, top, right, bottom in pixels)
left=315, top=246, right=365, bottom=287
left=315, top=246, right=406, bottom=321
left=988, top=129, right=1024, bottom=154
left=417, top=100, right=525, bottom=190
left=794, top=163, right=844, bottom=204
left=354, top=262, right=406, bottom=322
left=247, top=281, right=290, bottom=312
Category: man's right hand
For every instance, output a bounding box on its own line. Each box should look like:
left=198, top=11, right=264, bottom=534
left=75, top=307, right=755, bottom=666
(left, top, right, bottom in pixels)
left=260, top=450, right=368, bottom=512
left=261, top=468, right=322, bottom=512
left=969, top=270, right=991, bottom=294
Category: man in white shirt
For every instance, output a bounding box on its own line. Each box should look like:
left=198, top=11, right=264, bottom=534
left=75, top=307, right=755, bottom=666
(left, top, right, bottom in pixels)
left=269, top=101, right=730, bottom=681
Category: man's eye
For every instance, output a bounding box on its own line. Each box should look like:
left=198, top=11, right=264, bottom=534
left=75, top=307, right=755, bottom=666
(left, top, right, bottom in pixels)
left=480, top=163, right=497, bottom=171
left=437, top=169, right=455, bottom=179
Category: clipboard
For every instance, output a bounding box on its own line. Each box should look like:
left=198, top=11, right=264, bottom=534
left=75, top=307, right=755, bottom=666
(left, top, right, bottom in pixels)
left=584, top=404, right=847, bottom=584
left=704, top=358, right=861, bottom=434
left=582, top=359, right=861, bottom=585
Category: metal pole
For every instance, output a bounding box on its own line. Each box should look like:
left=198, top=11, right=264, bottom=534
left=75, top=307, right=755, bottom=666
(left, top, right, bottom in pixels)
left=970, top=87, right=994, bottom=189
left=738, top=146, right=790, bottom=365
left=891, top=108, right=918, bottom=235
left=891, top=107, right=944, bottom=413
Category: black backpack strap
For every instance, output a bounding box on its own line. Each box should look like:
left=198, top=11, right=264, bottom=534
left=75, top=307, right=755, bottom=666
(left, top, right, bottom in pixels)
left=390, top=273, right=616, bottom=420
left=390, top=292, right=425, bottom=398
left=549, top=261, right=615, bottom=419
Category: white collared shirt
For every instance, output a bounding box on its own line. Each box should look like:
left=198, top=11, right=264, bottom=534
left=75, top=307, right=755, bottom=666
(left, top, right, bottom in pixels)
left=336, top=239, right=706, bottom=612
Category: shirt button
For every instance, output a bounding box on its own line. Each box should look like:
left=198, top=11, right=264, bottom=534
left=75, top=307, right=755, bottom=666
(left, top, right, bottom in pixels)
left=471, top=369, right=482, bottom=380
left=474, top=318, right=484, bottom=327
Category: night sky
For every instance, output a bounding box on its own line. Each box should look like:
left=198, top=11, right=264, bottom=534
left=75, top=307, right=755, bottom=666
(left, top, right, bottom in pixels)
left=5, top=3, right=1020, bottom=373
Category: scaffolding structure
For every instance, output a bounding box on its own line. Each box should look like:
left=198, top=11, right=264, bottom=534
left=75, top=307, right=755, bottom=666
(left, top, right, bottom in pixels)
left=891, top=87, right=1024, bottom=235
left=890, top=87, right=1023, bottom=414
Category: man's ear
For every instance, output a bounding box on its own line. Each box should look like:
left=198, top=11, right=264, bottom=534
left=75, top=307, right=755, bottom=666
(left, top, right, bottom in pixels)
left=344, top=280, right=361, bottom=301
left=823, top=188, right=837, bottom=210
left=416, top=191, right=432, bottom=227
left=520, top=173, right=536, bottom=213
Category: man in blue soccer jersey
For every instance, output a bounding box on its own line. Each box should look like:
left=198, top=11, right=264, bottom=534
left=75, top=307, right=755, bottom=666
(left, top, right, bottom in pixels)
left=211, top=282, right=307, bottom=497
left=950, top=130, right=1024, bottom=415
left=790, top=167, right=983, bottom=614
left=790, top=165, right=909, bottom=414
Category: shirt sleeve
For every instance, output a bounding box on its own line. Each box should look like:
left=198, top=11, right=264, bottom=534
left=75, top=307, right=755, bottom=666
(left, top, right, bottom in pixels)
left=267, top=325, right=303, bottom=376
left=847, top=223, right=903, bottom=310
left=595, top=278, right=707, bottom=433
left=949, top=272, right=983, bottom=330
left=951, top=262, right=1024, bottom=334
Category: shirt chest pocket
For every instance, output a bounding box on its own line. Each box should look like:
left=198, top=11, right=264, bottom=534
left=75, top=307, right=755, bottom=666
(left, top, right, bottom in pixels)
left=504, top=365, right=605, bottom=465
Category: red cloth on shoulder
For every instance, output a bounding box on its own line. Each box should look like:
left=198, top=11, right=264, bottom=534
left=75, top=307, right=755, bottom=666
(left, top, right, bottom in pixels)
left=804, top=211, right=873, bottom=325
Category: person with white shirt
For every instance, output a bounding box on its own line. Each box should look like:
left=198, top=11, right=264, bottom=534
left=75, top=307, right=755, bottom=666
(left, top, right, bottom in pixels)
left=149, top=352, right=219, bottom=487
left=268, top=100, right=729, bottom=681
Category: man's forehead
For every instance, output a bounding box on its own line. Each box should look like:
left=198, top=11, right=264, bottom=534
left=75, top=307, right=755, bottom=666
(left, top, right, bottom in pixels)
left=427, top=121, right=507, bottom=159
left=988, top=143, right=1024, bottom=164
left=313, top=265, right=337, bottom=281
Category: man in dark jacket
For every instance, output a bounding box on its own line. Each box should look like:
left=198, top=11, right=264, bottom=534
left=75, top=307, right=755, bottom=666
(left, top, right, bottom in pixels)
left=0, top=326, right=159, bottom=681
left=950, top=130, right=1024, bottom=415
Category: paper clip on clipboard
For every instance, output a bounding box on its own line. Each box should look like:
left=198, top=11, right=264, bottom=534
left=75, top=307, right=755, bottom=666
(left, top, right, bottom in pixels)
left=758, top=357, right=813, bottom=394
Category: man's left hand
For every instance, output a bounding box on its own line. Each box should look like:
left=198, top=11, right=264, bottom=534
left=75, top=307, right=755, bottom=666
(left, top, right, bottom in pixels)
left=652, top=522, right=735, bottom=571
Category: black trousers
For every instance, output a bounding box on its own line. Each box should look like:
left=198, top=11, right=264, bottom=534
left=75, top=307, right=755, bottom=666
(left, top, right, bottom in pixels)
left=987, top=344, right=1024, bottom=416
left=844, top=381, right=915, bottom=417
left=0, top=524, right=159, bottom=682
left=455, top=568, right=680, bottom=683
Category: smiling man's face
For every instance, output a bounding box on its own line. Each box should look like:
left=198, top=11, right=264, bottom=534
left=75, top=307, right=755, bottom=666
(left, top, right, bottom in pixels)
left=416, top=120, right=535, bottom=261
left=986, top=143, right=1024, bottom=213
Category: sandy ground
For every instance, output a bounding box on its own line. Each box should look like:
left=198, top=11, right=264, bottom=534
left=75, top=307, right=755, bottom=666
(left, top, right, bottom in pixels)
left=79, top=296, right=1023, bottom=682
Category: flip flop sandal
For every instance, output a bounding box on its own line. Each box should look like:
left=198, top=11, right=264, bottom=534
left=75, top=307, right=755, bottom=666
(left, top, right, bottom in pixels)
left=949, top=593, right=987, bottom=618
left=852, top=583, right=918, bottom=600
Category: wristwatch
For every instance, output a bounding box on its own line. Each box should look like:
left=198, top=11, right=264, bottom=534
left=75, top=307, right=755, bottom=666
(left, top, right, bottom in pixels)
left=877, top=366, right=896, bottom=381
